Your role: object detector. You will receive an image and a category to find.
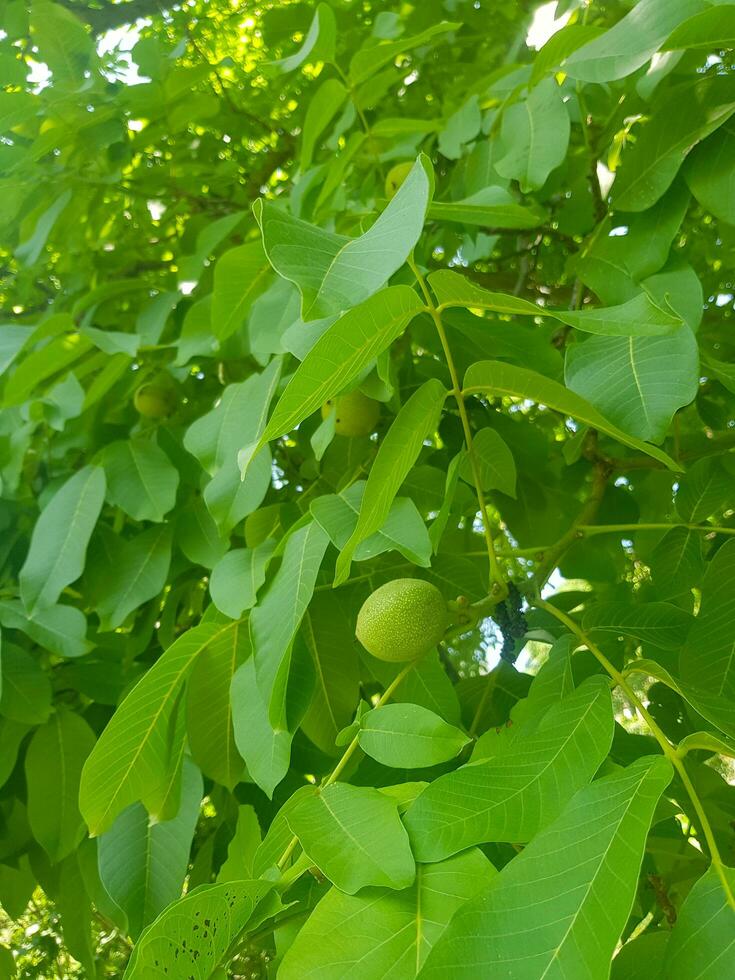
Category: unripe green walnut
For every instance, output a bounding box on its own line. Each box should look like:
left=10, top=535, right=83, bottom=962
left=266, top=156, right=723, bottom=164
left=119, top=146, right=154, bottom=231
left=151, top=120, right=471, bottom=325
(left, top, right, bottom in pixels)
left=384, top=161, right=414, bottom=199
left=133, top=380, right=178, bottom=419
left=321, top=390, right=380, bottom=437
left=356, top=578, right=448, bottom=662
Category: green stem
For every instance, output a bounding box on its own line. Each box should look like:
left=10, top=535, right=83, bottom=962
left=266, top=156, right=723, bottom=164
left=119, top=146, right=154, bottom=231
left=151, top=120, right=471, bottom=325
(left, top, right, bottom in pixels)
left=275, top=659, right=419, bottom=873
left=535, top=596, right=735, bottom=912
left=579, top=523, right=735, bottom=538
left=409, top=257, right=506, bottom=597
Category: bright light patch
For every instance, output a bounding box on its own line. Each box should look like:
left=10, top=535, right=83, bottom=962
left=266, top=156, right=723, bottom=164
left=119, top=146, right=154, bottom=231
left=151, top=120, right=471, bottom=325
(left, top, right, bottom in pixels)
left=526, top=1, right=571, bottom=51
left=178, top=281, right=198, bottom=295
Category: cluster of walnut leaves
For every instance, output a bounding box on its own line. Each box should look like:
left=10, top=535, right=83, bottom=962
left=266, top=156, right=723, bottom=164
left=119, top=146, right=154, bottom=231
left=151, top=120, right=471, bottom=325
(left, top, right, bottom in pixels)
left=1, top=0, right=735, bottom=976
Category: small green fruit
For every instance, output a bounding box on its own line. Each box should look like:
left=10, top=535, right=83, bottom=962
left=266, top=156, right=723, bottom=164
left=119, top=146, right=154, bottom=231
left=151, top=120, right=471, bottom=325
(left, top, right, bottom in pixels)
left=321, top=390, right=380, bottom=437
left=133, top=380, right=178, bottom=419
left=356, top=578, right=448, bottom=662
left=384, top=161, right=414, bottom=199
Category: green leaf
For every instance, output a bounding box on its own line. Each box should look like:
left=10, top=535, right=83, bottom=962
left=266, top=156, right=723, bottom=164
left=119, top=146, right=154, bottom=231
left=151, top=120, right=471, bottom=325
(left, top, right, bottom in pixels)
left=662, top=6, right=735, bottom=50
left=312, top=483, right=432, bottom=568
left=335, top=380, right=446, bottom=582
left=349, top=22, right=459, bottom=85
left=250, top=519, right=329, bottom=728
left=677, top=731, right=735, bottom=759
left=300, top=591, right=361, bottom=756
left=279, top=849, right=494, bottom=980
left=176, top=498, right=228, bottom=569
left=685, top=120, right=735, bottom=225
left=676, top=458, right=732, bottom=522
left=98, top=758, right=202, bottom=939
left=101, top=439, right=179, bottom=523
left=211, top=241, right=271, bottom=341
left=0, top=718, right=30, bottom=790
left=25, top=709, right=95, bottom=863
left=16, top=189, right=72, bottom=266
left=648, top=527, right=704, bottom=600
left=663, top=866, right=735, bottom=978
left=626, top=659, right=735, bottom=741
left=511, top=635, right=576, bottom=726
left=463, top=360, right=681, bottom=470
left=427, top=187, right=545, bottom=229
left=244, top=287, right=422, bottom=463
left=217, top=805, right=261, bottom=882
left=565, top=327, right=699, bottom=443
left=404, top=677, right=614, bottom=862
left=0, top=644, right=52, bottom=724
left=96, top=525, right=172, bottom=631
left=30, top=0, right=92, bottom=79
left=612, top=932, right=670, bottom=980
left=496, top=79, right=570, bottom=192
left=231, top=655, right=292, bottom=798
left=563, top=0, right=707, bottom=82
left=123, top=880, right=277, bottom=979
left=80, top=621, right=240, bottom=835
left=583, top=601, right=694, bottom=650
left=19, top=465, right=106, bottom=613
left=287, top=782, right=415, bottom=893
left=0, top=599, right=91, bottom=659
left=270, top=2, right=335, bottom=72
left=459, top=427, right=516, bottom=497
left=358, top=703, right=470, bottom=768
left=680, top=540, right=735, bottom=706
left=184, top=359, right=282, bottom=474
left=421, top=757, right=673, bottom=978
left=430, top=269, right=682, bottom=337
left=612, top=76, right=735, bottom=212
left=255, top=157, right=429, bottom=319
left=301, top=79, right=348, bottom=171
left=208, top=541, right=275, bottom=620
left=186, top=620, right=248, bottom=789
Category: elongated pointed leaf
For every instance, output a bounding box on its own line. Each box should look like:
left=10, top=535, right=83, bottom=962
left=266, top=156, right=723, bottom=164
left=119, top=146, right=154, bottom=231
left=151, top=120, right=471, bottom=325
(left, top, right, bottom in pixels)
left=404, top=677, right=614, bottom=862
left=186, top=619, right=248, bottom=789
left=349, top=23, right=458, bottom=85
left=280, top=849, right=494, bottom=980
left=496, top=78, right=570, bottom=192
left=270, top=2, right=335, bottom=72
left=427, top=187, right=545, bottom=229
left=430, top=269, right=682, bottom=337
left=335, top=379, right=446, bottom=584
left=612, top=75, right=735, bottom=212
left=25, top=709, right=96, bottom=863
left=563, top=0, right=706, bottom=82
left=300, top=591, right=361, bottom=756
left=663, top=866, right=735, bottom=978
left=243, top=286, right=423, bottom=469
left=463, top=360, right=681, bottom=469
left=358, top=703, right=470, bottom=768
left=80, top=621, right=240, bottom=835
left=680, top=539, right=735, bottom=703
left=231, top=655, right=292, bottom=798
left=583, top=601, right=694, bottom=650
left=98, top=758, right=202, bottom=938
left=255, top=157, right=429, bottom=320
left=287, top=782, right=415, bottom=893
left=250, top=519, right=329, bottom=728
left=421, top=757, right=673, bottom=978
left=20, top=465, right=106, bottom=612
left=211, top=241, right=271, bottom=341
left=96, top=525, right=172, bottom=631
left=123, top=880, right=278, bottom=979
